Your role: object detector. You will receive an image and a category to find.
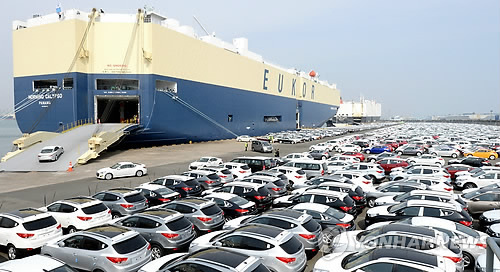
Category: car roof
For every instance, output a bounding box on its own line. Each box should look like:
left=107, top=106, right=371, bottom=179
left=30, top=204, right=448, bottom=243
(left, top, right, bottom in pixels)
left=139, top=209, right=181, bottom=219
left=369, top=248, right=438, bottom=267
left=204, top=192, right=239, bottom=201
left=379, top=223, right=436, bottom=237
left=188, top=248, right=252, bottom=269
left=84, top=224, right=131, bottom=239
left=160, top=175, right=193, bottom=181
left=244, top=175, right=280, bottom=182
left=41, top=146, right=59, bottom=149
left=409, top=217, right=457, bottom=229
left=106, top=188, right=139, bottom=195
left=274, top=166, right=302, bottom=171
left=305, top=189, right=348, bottom=197
left=234, top=156, right=272, bottom=160
left=0, top=255, right=67, bottom=271
left=225, top=182, right=265, bottom=189
left=317, top=182, right=356, bottom=189
left=185, top=170, right=216, bottom=175
left=406, top=199, right=456, bottom=209
left=409, top=190, right=453, bottom=197
left=136, top=183, right=166, bottom=191
left=4, top=208, right=46, bottom=219
left=224, top=162, right=247, bottom=167
left=292, top=203, right=330, bottom=213
left=175, top=197, right=212, bottom=206
left=233, top=224, right=285, bottom=239
left=61, top=196, right=98, bottom=205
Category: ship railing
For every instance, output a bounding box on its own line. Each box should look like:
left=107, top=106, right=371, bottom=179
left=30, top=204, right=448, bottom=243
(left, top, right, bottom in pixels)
left=59, top=118, right=96, bottom=133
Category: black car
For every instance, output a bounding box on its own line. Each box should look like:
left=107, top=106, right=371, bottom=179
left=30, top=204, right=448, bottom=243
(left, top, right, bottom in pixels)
left=150, top=175, right=203, bottom=197
left=352, top=140, right=370, bottom=148
left=314, top=182, right=366, bottom=211
left=135, top=184, right=180, bottom=207
left=291, top=203, right=356, bottom=231
left=449, top=157, right=492, bottom=167
left=231, top=157, right=273, bottom=173
left=274, top=189, right=357, bottom=215
left=183, top=170, right=222, bottom=190
left=203, top=193, right=259, bottom=220
left=365, top=200, right=473, bottom=226
left=210, top=182, right=273, bottom=211
left=305, top=175, right=353, bottom=187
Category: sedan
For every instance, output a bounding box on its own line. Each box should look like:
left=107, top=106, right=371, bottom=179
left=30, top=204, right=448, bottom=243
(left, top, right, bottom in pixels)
left=236, top=135, right=255, bottom=142
left=96, top=162, right=147, bottom=180
left=364, top=145, right=392, bottom=154
left=38, top=145, right=64, bottom=162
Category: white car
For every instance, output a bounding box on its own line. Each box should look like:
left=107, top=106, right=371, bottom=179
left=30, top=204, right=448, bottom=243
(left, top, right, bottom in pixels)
left=309, top=142, right=334, bottom=152
left=408, top=154, right=446, bottom=166
left=271, top=166, right=308, bottom=189
left=189, top=156, right=223, bottom=170
left=328, top=155, right=361, bottom=164
left=96, top=162, right=147, bottom=180
left=0, top=254, right=78, bottom=272
left=0, top=208, right=62, bottom=260
left=454, top=170, right=500, bottom=190
left=389, top=166, right=451, bottom=181
left=404, top=176, right=454, bottom=192
left=37, top=145, right=64, bottom=162
left=326, top=161, right=352, bottom=174
left=330, top=172, right=375, bottom=192
left=223, top=162, right=252, bottom=179
left=374, top=190, right=457, bottom=206
left=342, top=163, right=386, bottom=181
left=236, top=135, right=255, bottom=142
left=282, top=152, right=313, bottom=163
left=367, top=217, right=488, bottom=268
left=428, top=145, right=461, bottom=158
left=337, top=144, right=360, bottom=153
left=40, top=196, right=112, bottom=233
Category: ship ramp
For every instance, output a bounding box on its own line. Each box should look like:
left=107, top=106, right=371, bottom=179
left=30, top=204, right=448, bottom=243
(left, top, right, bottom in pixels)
left=0, top=124, right=136, bottom=172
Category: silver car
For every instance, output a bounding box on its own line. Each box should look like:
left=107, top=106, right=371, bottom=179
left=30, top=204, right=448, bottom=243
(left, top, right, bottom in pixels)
left=93, top=188, right=148, bottom=218
left=157, top=197, right=225, bottom=235
left=38, top=145, right=64, bottom=162
left=113, top=209, right=195, bottom=259
left=189, top=225, right=307, bottom=272
left=199, top=166, right=236, bottom=184
left=41, top=224, right=151, bottom=272
left=239, top=175, right=288, bottom=198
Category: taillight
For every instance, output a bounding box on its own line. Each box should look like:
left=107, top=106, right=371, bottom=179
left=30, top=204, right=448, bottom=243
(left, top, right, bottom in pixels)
left=321, top=170, right=325, bottom=175
left=205, top=180, right=215, bottom=184
left=340, top=206, right=352, bottom=212
left=362, top=180, right=371, bottom=184
left=182, top=187, right=193, bottom=191
left=56, top=224, right=62, bottom=229
left=376, top=171, right=383, bottom=173
left=158, top=198, right=171, bottom=202
left=276, top=257, right=296, bottom=264
left=106, top=257, right=128, bottom=264
left=161, top=233, right=179, bottom=239
left=444, top=175, right=450, bottom=178
left=108, top=210, right=112, bottom=214
left=444, top=188, right=453, bottom=191
left=444, top=256, right=462, bottom=263
left=16, top=233, right=34, bottom=239
left=299, top=234, right=316, bottom=240
left=476, top=243, right=487, bottom=248
left=119, top=204, right=134, bottom=209
left=336, top=223, right=351, bottom=228
left=147, top=243, right=151, bottom=250
left=235, top=209, right=249, bottom=213
left=219, top=175, right=227, bottom=178
left=239, top=171, right=246, bottom=173
left=254, top=196, right=266, bottom=200
left=271, top=188, right=281, bottom=191
left=77, top=216, right=92, bottom=221
left=352, top=196, right=363, bottom=201
left=197, top=217, right=213, bottom=222
left=459, top=220, right=472, bottom=227
left=295, top=176, right=303, bottom=179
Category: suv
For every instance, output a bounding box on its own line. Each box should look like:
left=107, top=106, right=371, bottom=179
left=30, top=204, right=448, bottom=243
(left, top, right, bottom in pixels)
left=135, top=183, right=180, bottom=207
left=189, top=157, right=223, bottom=170
left=454, top=170, right=500, bottom=190
left=239, top=176, right=288, bottom=198
left=366, top=181, right=428, bottom=208
left=41, top=224, right=151, bottom=272
left=251, top=140, right=273, bottom=153
left=149, top=175, right=203, bottom=197
left=449, top=157, right=492, bottom=167
left=113, top=209, right=195, bottom=259
left=342, top=163, right=386, bottom=182
left=183, top=170, right=223, bottom=190
left=93, top=188, right=148, bottom=219
left=199, top=166, right=235, bottom=184
left=281, top=153, right=314, bottom=163
left=189, top=225, right=306, bottom=272
left=389, top=166, right=451, bottom=181
left=274, top=189, right=356, bottom=215
left=0, top=255, right=78, bottom=272
left=283, top=160, right=328, bottom=179
left=42, top=196, right=112, bottom=233
left=231, top=157, right=273, bottom=173
left=271, top=166, right=308, bottom=189
left=224, top=209, right=323, bottom=254
left=223, top=162, right=252, bottom=179
left=158, top=197, right=224, bottom=235
left=207, top=182, right=273, bottom=211
left=203, top=192, right=258, bottom=220
left=0, top=208, right=62, bottom=260
left=251, top=170, right=291, bottom=190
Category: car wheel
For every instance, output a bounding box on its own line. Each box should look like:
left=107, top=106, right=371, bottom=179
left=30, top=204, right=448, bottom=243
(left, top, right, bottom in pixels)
left=370, top=159, right=376, bottom=163
left=365, top=150, right=371, bottom=154
left=416, top=152, right=422, bottom=156
left=136, top=170, right=143, bottom=177
left=7, top=244, right=18, bottom=260
left=409, top=161, right=415, bottom=164
left=104, top=173, right=113, bottom=180
left=67, top=226, right=77, bottom=234
left=111, top=213, right=121, bottom=219
left=467, top=154, right=472, bottom=157
left=451, top=153, right=458, bottom=158
left=463, top=252, right=474, bottom=268
left=224, top=216, right=233, bottom=223
left=490, top=155, right=496, bottom=160
left=321, top=156, right=327, bottom=160
left=151, top=245, right=164, bottom=260
left=435, top=162, right=443, bottom=167
left=463, top=183, right=477, bottom=190
left=338, top=149, right=342, bottom=153
left=367, top=198, right=376, bottom=208
left=431, top=153, right=437, bottom=156
left=397, top=151, right=403, bottom=155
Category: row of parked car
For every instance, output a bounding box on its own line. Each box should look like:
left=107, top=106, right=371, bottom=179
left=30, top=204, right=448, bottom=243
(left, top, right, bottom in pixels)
left=2, top=122, right=500, bottom=272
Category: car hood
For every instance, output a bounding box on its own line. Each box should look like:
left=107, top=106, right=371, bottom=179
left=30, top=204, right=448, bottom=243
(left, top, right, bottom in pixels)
left=138, top=252, right=187, bottom=272
left=374, top=196, right=397, bottom=206
left=190, top=162, right=207, bottom=167
left=340, top=213, right=355, bottom=223
left=189, top=230, right=226, bottom=252
left=332, top=230, right=363, bottom=253
left=314, top=251, right=354, bottom=271
left=366, top=205, right=391, bottom=217
left=97, top=167, right=113, bottom=173
left=222, top=215, right=256, bottom=230
left=483, top=210, right=500, bottom=221
left=273, top=194, right=295, bottom=205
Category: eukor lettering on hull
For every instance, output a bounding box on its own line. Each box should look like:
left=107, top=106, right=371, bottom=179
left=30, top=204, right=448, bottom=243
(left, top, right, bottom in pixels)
left=263, top=69, right=315, bottom=99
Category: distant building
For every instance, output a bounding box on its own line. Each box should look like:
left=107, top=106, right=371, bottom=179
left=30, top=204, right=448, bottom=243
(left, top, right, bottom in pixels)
left=431, top=112, right=498, bottom=121
left=333, top=98, right=381, bottom=124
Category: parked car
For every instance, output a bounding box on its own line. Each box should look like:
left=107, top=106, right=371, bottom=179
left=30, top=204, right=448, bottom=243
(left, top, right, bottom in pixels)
left=0, top=254, right=77, bottom=271
left=364, top=145, right=392, bottom=154
left=283, top=160, right=328, bottom=180
left=376, top=158, right=409, bottom=174
left=157, top=197, right=225, bottom=235
left=271, top=166, right=307, bottom=189
left=389, top=165, right=451, bottom=181
left=366, top=151, right=399, bottom=163
left=223, top=162, right=252, bottom=179
left=41, top=224, right=151, bottom=272
left=37, top=145, right=64, bottom=162
left=454, top=170, right=500, bottom=190
left=252, top=170, right=291, bottom=189
left=251, top=140, right=273, bottom=153
left=189, top=156, right=223, bottom=170
left=93, top=188, right=148, bottom=218
left=326, top=161, right=352, bottom=175
left=231, top=156, right=273, bottom=173
left=341, top=151, right=365, bottom=162
left=463, top=149, right=498, bottom=160
left=203, top=192, right=258, bottom=220
left=449, top=157, right=492, bottom=167
left=395, top=145, right=425, bottom=156
left=291, top=202, right=355, bottom=230
left=342, top=163, right=385, bottom=181
left=309, top=142, right=334, bottom=152
left=112, top=209, right=195, bottom=259
left=366, top=181, right=428, bottom=208
left=206, top=182, right=273, bottom=211
left=236, top=135, right=256, bottom=142
left=199, top=166, right=235, bottom=184
left=96, top=162, right=147, bottom=180
left=41, top=196, right=112, bottom=233
left=148, top=175, right=203, bottom=197
left=444, top=164, right=475, bottom=180
left=309, top=149, right=331, bottom=160
left=374, top=190, right=459, bottom=207
left=189, top=225, right=307, bottom=272
left=239, top=176, right=288, bottom=198
left=337, top=144, right=360, bottom=153
left=273, top=189, right=356, bottom=215
left=281, top=152, right=314, bottom=163
left=460, top=188, right=500, bottom=216
left=183, top=170, right=223, bottom=190
left=428, top=145, right=461, bottom=158
left=312, top=182, right=366, bottom=211
left=0, top=208, right=62, bottom=260
left=135, top=183, right=180, bottom=207
left=408, top=154, right=446, bottom=166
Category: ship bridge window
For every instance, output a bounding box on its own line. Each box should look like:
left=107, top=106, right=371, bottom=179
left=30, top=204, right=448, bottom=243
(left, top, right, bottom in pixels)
left=264, top=116, right=282, bottom=122
left=96, top=79, right=139, bottom=90
left=33, top=79, right=58, bottom=92
left=63, top=78, right=74, bottom=89
left=156, top=80, right=177, bottom=93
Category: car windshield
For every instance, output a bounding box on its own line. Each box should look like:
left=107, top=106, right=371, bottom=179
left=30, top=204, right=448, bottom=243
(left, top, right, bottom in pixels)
left=110, top=163, right=121, bottom=169
left=156, top=187, right=176, bottom=195
left=40, top=149, right=54, bottom=153
left=394, top=192, right=411, bottom=201
left=388, top=202, right=405, bottom=213
left=262, top=142, right=271, bottom=146
left=343, top=251, right=372, bottom=269
left=356, top=229, right=383, bottom=242
left=48, top=265, right=79, bottom=272
left=199, top=158, right=210, bottom=162
left=325, top=207, right=346, bottom=218
left=472, top=171, right=486, bottom=178
left=463, top=190, right=482, bottom=199
left=230, top=196, right=249, bottom=206
left=456, top=223, right=480, bottom=238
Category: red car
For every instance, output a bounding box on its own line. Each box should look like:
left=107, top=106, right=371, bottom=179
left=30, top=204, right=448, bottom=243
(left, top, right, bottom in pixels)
left=444, top=164, right=475, bottom=180
left=377, top=158, right=409, bottom=174
left=342, top=151, right=365, bottom=162
left=381, top=140, right=399, bottom=149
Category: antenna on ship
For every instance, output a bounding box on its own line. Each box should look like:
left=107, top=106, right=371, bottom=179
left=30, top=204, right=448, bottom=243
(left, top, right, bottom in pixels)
left=193, top=15, right=212, bottom=36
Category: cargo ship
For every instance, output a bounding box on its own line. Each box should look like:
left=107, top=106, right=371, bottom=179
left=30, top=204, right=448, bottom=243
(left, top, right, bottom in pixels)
left=12, top=8, right=341, bottom=144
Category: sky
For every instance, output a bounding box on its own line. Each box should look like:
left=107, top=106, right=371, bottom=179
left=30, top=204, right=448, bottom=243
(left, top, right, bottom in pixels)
left=0, top=0, right=498, bottom=118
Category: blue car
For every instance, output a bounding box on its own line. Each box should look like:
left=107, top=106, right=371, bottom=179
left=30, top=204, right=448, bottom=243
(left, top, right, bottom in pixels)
left=364, top=145, right=392, bottom=154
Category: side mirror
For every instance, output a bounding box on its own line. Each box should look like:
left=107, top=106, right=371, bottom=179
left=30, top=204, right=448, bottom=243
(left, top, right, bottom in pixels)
left=472, top=198, right=479, bottom=201
left=57, top=241, right=65, bottom=247
left=214, top=241, right=222, bottom=247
